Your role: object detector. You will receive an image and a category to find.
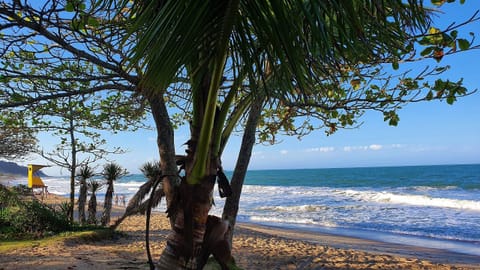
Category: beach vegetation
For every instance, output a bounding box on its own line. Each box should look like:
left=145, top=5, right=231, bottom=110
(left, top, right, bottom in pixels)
left=87, top=179, right=103, bottom=225
left=0, top=228, right=118, bottom=253
left=101, top=162, right=128, bottom=226
left=36, top=96, right=130, bottom=222
left=0, top=0, right=479, bottom=269
left=77, top=165, right=95, bottom=225
left=0, top=184, right=71, bottom=240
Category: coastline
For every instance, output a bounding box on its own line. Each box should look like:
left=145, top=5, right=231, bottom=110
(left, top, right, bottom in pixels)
left=1, top=185, right=479, bottom=269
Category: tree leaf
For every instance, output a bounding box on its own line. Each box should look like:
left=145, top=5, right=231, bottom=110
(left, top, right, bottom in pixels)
left=431, top=0, right=446, bottom=6
left=457, top=39, right=470, bottom=50
left=420, top=46, right=434, bottom=56
left=392, top=61, right=399, bottom=70
left=446, top=96, right=455, bottom=105
left=65, top=2, right=74, bottom=12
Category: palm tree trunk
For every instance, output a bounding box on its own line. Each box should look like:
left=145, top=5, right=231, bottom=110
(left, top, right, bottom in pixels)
left=78, top=179, right=87, bottom=224
left=222, top=95, right=263, bottom=246
left=102, top=180, right=114, bottom=226
left=157, top=168, right=216, bottom=270
left=150, top=91, right=221, bottom=269
left=88, top=193, right=97, bottom=225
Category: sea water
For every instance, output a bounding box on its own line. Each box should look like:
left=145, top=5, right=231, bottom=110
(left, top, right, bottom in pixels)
left=22, top=164, right=480, bottom=255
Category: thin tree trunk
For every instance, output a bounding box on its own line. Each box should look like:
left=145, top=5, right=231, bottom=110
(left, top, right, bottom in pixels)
left=148, top=94, right=177, bottom=225
left=69, top=114, right=76, bottom=222
left=222, top=96, right=263, bottom=246
left=101, top=181, right=114, bottom=226
left=78, top=179, right=87, bottom=224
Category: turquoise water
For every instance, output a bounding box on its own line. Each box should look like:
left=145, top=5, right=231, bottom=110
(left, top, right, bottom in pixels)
left=41, top=164, right=480, bottom=255
left=240, top=164, right=480, bottom=190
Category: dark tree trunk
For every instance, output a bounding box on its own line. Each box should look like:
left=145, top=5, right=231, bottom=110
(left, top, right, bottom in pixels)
left=148, top=94, right=178, bottom=225
left=88, top=193, right=97, bottom=225
left=222, top=96, right=263, bottom=246
left=68, top=103, right=76, bottom=222
left=101, top=180, right=114, bottom=226
left=149, top=90, right=221, bottom=269
left=78, top=179, right=87, bottom=224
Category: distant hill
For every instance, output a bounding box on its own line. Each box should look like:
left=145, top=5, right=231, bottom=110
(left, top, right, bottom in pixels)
left=0, top=161, right=47, bottom=177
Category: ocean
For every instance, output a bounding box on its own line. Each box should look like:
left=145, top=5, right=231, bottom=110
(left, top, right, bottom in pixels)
left=14, top=163, right=480, bottom=256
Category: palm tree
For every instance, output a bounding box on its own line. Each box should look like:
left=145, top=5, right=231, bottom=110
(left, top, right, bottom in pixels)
left=112, top=161, right=165, bottom=268
left=100, top=162, right=127, bottom=226
left=76, top=165, right=95, bottom=224
left=87, top=179, right=103, bottom=225
left=111, top=161, right=164, bottom=229
left=99, top=1, right=433, bottom=269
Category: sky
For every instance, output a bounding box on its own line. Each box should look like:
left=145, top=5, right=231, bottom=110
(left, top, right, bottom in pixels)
left=24, top=1, right=480, bottom=176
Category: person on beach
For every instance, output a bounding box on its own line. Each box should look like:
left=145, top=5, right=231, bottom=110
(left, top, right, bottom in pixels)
left=115, top=194, right=119, bottom=206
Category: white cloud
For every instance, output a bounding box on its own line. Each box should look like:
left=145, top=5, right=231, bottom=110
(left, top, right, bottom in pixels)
left=369, top=144, right=383, bottom=151
left=280, top=150, right=288, bottom=155
left=343, top=144, right=383, bottom=152
left=344, top=146, right=367, bottom=151
left=306, top=147, right=335, bottom=153
left=390, top=144, right=405, bottom=148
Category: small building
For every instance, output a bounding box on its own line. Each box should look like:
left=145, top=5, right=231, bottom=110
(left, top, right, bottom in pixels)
left=27, top=164, right=49, bottom=196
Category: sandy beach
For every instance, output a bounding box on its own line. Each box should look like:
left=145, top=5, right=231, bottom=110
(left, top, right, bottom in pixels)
left=0, top=192, right=479, bottom=270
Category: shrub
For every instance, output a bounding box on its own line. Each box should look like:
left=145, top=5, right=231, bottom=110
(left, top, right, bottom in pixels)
left=0, top=184, right=72, bottom=240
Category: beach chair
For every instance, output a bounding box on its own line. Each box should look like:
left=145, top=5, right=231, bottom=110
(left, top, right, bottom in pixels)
left=27, top=164, right=49, bottom=198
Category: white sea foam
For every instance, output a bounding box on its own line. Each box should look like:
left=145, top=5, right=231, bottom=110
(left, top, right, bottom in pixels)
left=256, top=205, right=329, bottom=212
left=341, top=189, right=480, bottom=211
left=250, top=216, right=320, bottom=226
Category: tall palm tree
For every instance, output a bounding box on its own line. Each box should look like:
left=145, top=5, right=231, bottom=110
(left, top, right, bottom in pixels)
left=87, top=179, right=103, bottom=225
left=76, top=165, right=95, bottom=225
left=101, top=162, right=127, bottom=226
left=100, top=1, right=433, bottom=269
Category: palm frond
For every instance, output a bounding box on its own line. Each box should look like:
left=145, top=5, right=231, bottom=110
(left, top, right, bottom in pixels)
left=77, top=165, right=95, bottom=180
left=111, top=161, right=164, bottom=229
left=87, top=179, right=104, bottom=192
left=140, top=161, right=162, bottom=180
left=102, top=162, right=127, bottom=181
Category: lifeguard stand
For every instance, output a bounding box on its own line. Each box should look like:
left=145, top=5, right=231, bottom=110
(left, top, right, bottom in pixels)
left=27, top=164, right=49, bottom=197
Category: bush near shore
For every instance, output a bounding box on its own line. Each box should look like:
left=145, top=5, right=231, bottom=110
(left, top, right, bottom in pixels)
left=0, top=184, right=71, bottom=240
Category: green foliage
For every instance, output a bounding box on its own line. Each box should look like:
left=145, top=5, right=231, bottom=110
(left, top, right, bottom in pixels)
left=102, top=162, right=128, bottom=182
left=0, top=111, right=37, bottom=159
left=418, top=26, right=474, bottom=62
left=0, top=185, right=72, bottom=240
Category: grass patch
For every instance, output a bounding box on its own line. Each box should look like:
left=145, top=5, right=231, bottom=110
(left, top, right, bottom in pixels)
left=0, top=228, right=119, bottom=253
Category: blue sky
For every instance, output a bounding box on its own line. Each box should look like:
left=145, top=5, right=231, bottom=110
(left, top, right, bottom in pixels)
left=30, top=1, right=480, bottom=176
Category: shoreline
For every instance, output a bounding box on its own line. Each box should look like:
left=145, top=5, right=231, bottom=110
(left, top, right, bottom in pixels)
left=2, top=182, right=480, bottom=269
left=237, top=222, right=480, bottom=266
left=0, top=193, right=479, bottom=269
left=238, top=221, right=480, bottom=256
